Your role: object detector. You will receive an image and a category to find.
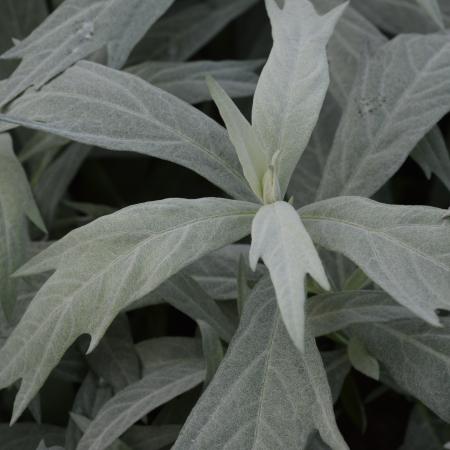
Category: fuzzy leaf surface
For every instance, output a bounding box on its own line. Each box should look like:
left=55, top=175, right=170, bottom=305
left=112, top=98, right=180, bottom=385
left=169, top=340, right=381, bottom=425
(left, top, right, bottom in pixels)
left=173, top=277, right=347, bottom=450
left=77, top=359, right=205, bottom=450
left=127, top=60, right=262, bottom=105
left=250, top=201, right=329, bottom=351
left=0, top=198, right=256, bottom=422
left=349, top=319, right=450, bottom=421
left=0, top=0, right=175, bottom=105
left=317, top=34, right=450, bottom=199
left=0, top=134, right=45, bottom=317
left=130, top=0, right=259, bottom=63
left=0, top=61, right=256, bottom=201
left=301, top=196, right=450, bottom=325
left=252, top=0, right=346, bottom=195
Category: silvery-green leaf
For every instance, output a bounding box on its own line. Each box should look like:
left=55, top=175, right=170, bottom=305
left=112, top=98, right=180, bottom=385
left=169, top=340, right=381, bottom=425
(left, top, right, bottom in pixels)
left=130, top=0, right=259, bottom=63
left=347, top=336, right=379, bottom=380
left=207, top=75, right=268, bottom=200
left=317, top=34, right=450, bottom=200
left=70, top=413, right=132, bottom=450
left=35, top=441, right=65, bottom=450
left=18, top=132, right=69, bottom=165
left=185, top=244, right=264, bottom=300
left=411, top=127, right=450, bottom=191
left=0, top=0, right=175, bottom=106
left=400, top=405, right=450, bottom=450
left=251, top=0, right=346, bottom=195
left=288, top=94, right=341, bottom=207
left=348, top=319, right=450, bottom=421
left=77, top=359, right=205, bottom=450
left=0, top=0, right=47, bottom=79
left=301, top=196, right=450, bottom=325
left=311, top=0, right=386, bottom=107
left=250, top=201, right=329, bottom=351
left=65, top=373, right=113, bottom=450
left=307, top=290, right=413, bottom=337
left=127, top=60, right=262, bottom=104
left=0, top=423, right=65, bottom=450
left=0, top=61, right=256, bottom=201
left=136, top=337, right=202, bottom=376
left=0, top=133, right=45, bottom=318
left=34, top=143, right=91, bottom=226
left=0, top=197, right=256, bottom=422
left=416, top=0, right=445, bottom=29
left=352, top=0, right=443, bottom=33
left=322, top=350, right=350, bottom=403
left=122, top=425, right=181, bottom=450
left=155, top=273, right=237, bottom=341
left=173, top=277, right=347, bottom=450
left=198, top=320, right=224, bottom=386
left=87, top=315, right=140, bottom=393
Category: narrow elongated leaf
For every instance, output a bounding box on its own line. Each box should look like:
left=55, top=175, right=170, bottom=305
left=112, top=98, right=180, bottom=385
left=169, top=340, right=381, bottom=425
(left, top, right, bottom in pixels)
left=416, top=0, right=445, bottom=29
left=34, top=143, right=91, bottom=226
left=411, top=127, right=450, bottom=191
left=301, top=196, right=450, bottom=325
left=173, top=277, right=348, bottom=450
left=65, top=373, right=113, bottom=449
left=250, top=201, right=329, bottom=351
left=127, top=60, right=262, bottom=104
left=317, top=34, right=450, bottom=199
left=0, top=197, right=256, bottom=422
left=306, top=290, right=413, bottom=337
left=322, top=350, right=351, bottom=403
left=156, top=274, right=236, bottom=341
left=0, top=134, right=45, bottom=317
left=348, top=319, right=450, bottom=421
left=122, top=425, right=181, bottom=450
left=0, top=424, right=65, bottom=450
left=87, top=315, right=140, bottom=393
left=198, top=320, right=224, bottom=385
left=0, top=61, right=256, bottom=201
left=208, top=75, right=268, bottom=200
left=352, top=0, right=443, bottom=33
left=130, top=0, right=259, bottom=63
left=288, top=95, right=340, bottom=207
left=0, top=0, right=47, bottom=79
left=185, top=244, right=264, bottom=300
left=311, top=0, right=386, bottom=107
left=77, top=359, right=205, bottom=450
left=0, top=0, right=175, bottom=106
left=400, top=405, right=450, bottom=450
left=136, top=337, right=202, bottom=376
left=252, top=0, right=346, bottom=195
left=347, top=337, right=380, bottom=380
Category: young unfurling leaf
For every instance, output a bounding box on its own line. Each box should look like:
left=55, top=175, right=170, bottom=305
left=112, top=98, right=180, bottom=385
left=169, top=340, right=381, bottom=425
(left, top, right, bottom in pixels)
left=250, top=201, right=329, bottom=351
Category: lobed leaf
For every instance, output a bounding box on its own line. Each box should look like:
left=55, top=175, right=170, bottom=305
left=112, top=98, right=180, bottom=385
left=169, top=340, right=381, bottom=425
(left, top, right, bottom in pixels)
left=250, top=201, right=329, bottom=351
left=349, top=319, right=450, bottom=421
left=0, top=197, right=256, bottom=422
left=252, top=0, right=346, bottom=195
left=301, top=196, right=450, bottom=325
left=0, top=0, right=175, bottom=105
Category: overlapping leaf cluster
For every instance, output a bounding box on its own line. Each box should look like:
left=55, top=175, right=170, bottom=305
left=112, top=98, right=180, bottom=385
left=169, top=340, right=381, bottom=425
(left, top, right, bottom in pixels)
left=0, top=0, right=450, bottom=449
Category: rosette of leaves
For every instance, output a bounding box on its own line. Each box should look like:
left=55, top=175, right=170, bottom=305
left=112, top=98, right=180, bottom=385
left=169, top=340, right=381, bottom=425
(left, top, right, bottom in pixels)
left=0, top=0, right=450, bottom=449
